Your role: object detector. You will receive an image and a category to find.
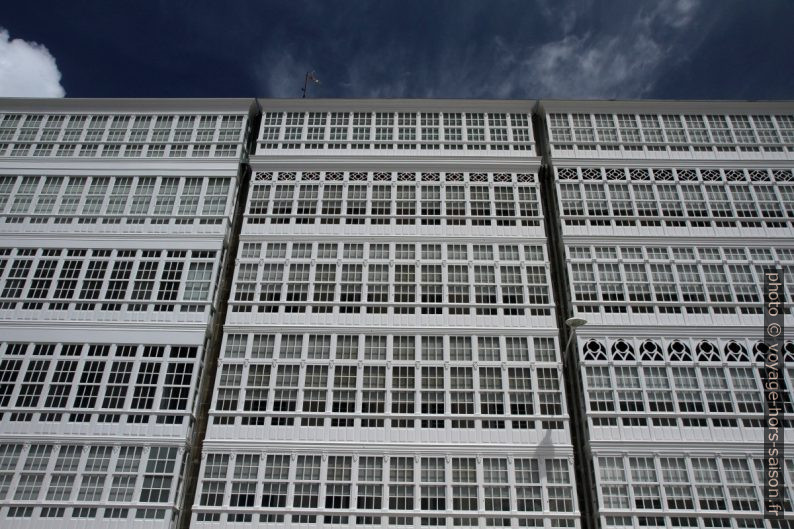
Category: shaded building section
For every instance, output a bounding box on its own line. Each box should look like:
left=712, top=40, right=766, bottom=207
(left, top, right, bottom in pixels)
left=0, top=98, right=254, bottom=528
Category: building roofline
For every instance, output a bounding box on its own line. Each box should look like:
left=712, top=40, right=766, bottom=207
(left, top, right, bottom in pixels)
left=0, top=97, right=257, bottom=113
left=537, top=98, right=794, bottom=113
left=258, top=97, right=535, bottom=112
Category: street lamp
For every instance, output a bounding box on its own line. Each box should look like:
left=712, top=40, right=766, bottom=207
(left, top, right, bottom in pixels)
left=563, top=317, right=588, bottom=366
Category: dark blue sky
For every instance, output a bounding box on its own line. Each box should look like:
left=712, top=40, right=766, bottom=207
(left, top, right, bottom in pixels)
left=2, top=0, right=794, bottom=99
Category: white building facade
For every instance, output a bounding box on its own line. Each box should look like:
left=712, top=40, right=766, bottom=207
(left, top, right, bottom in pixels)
left=539, top=100, right=794, bottom=529
left=0, top=98, right=254, bottom=528
left=190, top=99, right=580, bottom=529
left=0, top=96, right=791, bottom=529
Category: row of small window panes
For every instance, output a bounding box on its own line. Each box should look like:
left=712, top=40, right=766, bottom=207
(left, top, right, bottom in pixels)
left=556, top=167, right=794, bottom=183
left=198, top=515, right=577, bottom=528
left=583, top=364, right=793, bottom=424
left=0, top=141, right=240, bottom=158
left=211, top=363, right=564, bottom=428
left=258, top=111, right=533, bottom=151
left=595, top=455, right=792, bottom=514
left=0, top=343, right=198, bottom=424
left=579, top=338, right=793, bottom=364
left=241, top=242, right=546, bottom=261
left=254, top=171, right=537, bottom=183
left=557, top=181, right=794, bottom=227
left=0, top=443, right=180, bottom=519
left=246, top=183, right=542, bottom=227
left=0, top=247, right=218, bottom=312
left=603, top=516, right=775, bottom=529
left=196, top=453, right=573, bottom=517
left=230, top=262, right=551, bottom=316
left=547, top=112, right=794, bottom=150
left=573, top=304, right=791, bottom=317
left=221, top=334, right=558, bottom=362
left=566, top=245, right=794, bottom=263
left=0, top=175, right=232, bottom=223
left=568, top=260, right=793, bottom=306
left=0, top=113, right=246, bottom=143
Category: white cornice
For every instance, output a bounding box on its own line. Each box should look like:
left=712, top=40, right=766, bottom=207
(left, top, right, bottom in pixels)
left=0, top=159, right=245, bottom=175
left=0, top=97, right=256, bottom=113
left=0, top=235, right=227, bottom=248
left=199, top=439, right=574, bottom=454
left=238, top=233, right=548, bottom=243
left=549, top=158, right=794, bottom=169
left=258, top=98, right=535, bottom=112
left=538, top=99, right=794, bottom=114
left=220, top=324, right=561, bottom=335
left=249, top=156, right=541, bottom=172
left=574, top=325, right=788, bottom=340
left=560, top=234, right=794, bottom=246
left=589, top=440, right=794, bottom=453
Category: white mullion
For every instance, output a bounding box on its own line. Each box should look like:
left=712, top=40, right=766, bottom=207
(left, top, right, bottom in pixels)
left=44, top=175, right=68, bottom=219
left=665, top=362, right=683, bottom=425
left=173, top=176, right=188, bottom=220
left=0, top=175, right=23, bottom=214
left=25, top=175, right=48, bottom=216
left=683, top=455, right=703, bottom=513
left=173, top=252, right=191, bottom=309
left=196, top=176, right=210, bottom=218
left=346, top=112, right=353, bottom=150
left=69, top=175, right=91, bottom=220
left=41, top=249, right=67, bottom=304
left=466, top=249, right=475, bottom=316
left=413, top=253, right=420, bottom=314
left=361, top=259, right=370, bottom=316
left=149, top=359, right=167, bottom=420
left=6, top=343, right=35, bottom=411
left=493, top=254, right=504, bottom=312
left=97, top=176, right=115, bottom=220
left=340, top=180, right=350, bottom=226
left=61, top=344, right=89, bottom=415
left=323, top=111, right=331, bottom=146
left=100, top=445, right=122, bottom=505
left=17, top=249, right=42, bottom=304
left=122, top=347, right=145, bottom=418
left=365, top=181, right=373, bottom=225
left=389, top=180, right=396, bottom=226
left=35, top=347, right=61, bottom=420
left=145, top=175, right=162, bottom=218
left=93, top=250, right=116, bottom=305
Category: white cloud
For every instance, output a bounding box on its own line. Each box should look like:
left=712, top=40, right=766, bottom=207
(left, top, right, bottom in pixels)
left=0, top=28, right=65, bottom=98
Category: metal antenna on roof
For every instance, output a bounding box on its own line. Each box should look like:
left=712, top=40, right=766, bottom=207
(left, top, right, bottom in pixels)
left=301, top=71, right=320, bottom=98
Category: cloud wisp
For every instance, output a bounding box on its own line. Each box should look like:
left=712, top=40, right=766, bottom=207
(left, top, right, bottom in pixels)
left=252, top=1, right=716, bottom=100
left=0, top=28, right=65, bottom=97
left=497, top=0, right=706, bottom=99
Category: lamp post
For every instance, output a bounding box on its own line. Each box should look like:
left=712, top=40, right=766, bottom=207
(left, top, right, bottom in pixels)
left=563, top=317, right=587, bottom=367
